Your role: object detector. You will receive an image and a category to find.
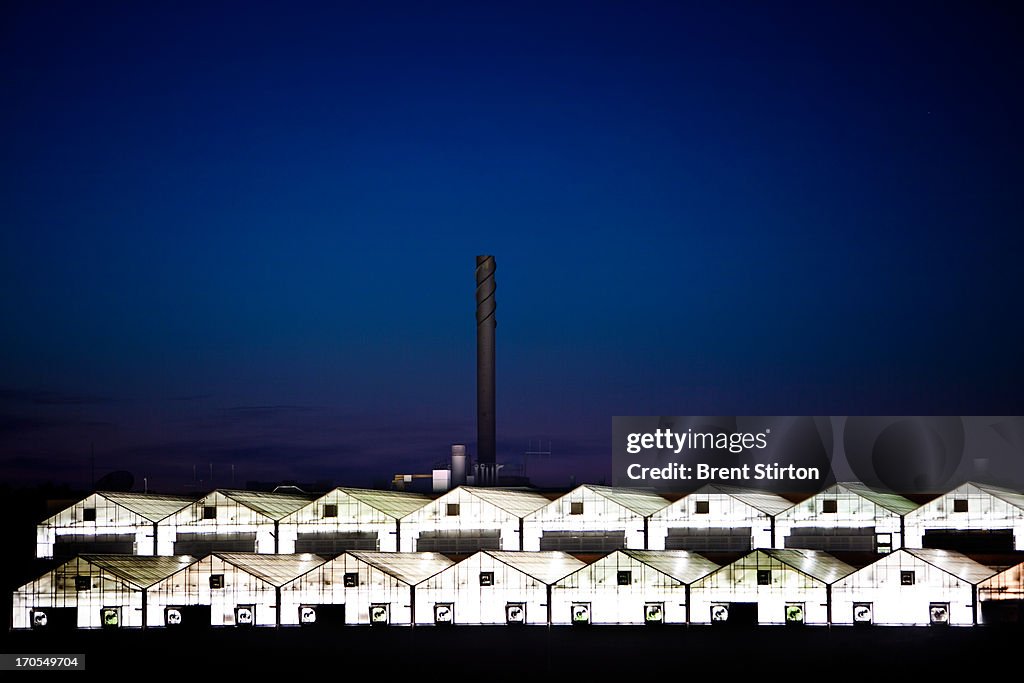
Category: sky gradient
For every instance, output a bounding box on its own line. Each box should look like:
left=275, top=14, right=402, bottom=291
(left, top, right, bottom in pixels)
left=2, top=2, right=1022, bottom=490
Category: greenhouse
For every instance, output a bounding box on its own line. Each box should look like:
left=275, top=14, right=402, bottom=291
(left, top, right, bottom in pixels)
left=831, top=548, right=995, bottom=626
left=550, top=549, right=719, bottom=625
left=689, top=549, right=854, bottom=626
left=36, top=491, right=194, bottom=559
left=416, top=550, right=584, bottom=625
left=399, top=486, right=549, bottom=552
left=277, top=487, right=430, bottom=554
left=146, top=552, right=326, bottom=627
left=978, top=559, right=1024, bottom=624
left=904, top=482, right=1024, bottom=552
left=277, top=551, right=454, bottom=626
left=162, top=489, right=317, bottom=555
left=774, top=482, right=916, bottom=553
left=647, top=484, right=791, bottom=551
left=12, top=554, right=198, bottom=629
left=522, top=485, right=669, bottom=552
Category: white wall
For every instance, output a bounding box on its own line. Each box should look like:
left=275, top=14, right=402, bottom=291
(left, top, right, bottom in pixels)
left=648, top=493, right=772, bottom=550
left=690, top=552, right=830, bottom=625
left=832, top=551, right=977, bottom=626
left=36, top=493, right=154, bottom=558
left=162, top=491, right=275, bottom=554
left=277, top=491, right=401, bottom=554
left=13, top=559, right=146, bottom=629
left=147, top=555, right=277, bottom=627
left=551, top=551, right=687, bottom=625
left=774, top=486, right=902, bottom=551
left=522, top=487, right=647, bottom=552
left=904, top=484, right=1024, bottom=549
left=416, top=553, right=552, bottom=625
left=400, top=488, right=521, bottom=552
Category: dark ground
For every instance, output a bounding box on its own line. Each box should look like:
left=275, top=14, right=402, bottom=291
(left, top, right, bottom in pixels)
left=1, top=624, right=1020, bottom=676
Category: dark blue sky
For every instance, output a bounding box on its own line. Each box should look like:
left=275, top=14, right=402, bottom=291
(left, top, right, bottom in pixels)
left=2, top=2, right=1021, bottom=490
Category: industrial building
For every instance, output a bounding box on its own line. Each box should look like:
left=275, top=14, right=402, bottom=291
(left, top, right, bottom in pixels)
left=399, top=486, right=549, bottom=552
left=774, top=482, right=917, bottom=553
left=550, top=550, right=719, bottom=625
left=278, top=551, right=454, bottom=625
left=13, top=554, right=198, bottom=629
left=163, top=489, right=316, bottom=555
left=904, top=482, right=1024, bottom=552
left=522, top=485, right=669, bottom=552
left=831, top=548, right=995, bottom=626
left=647, top=485, right=791, bottom=551
left=416, top=550, right=584, bottom=625
left=689, top=549, right=854, bottom=626
left=36, top=492, right=194, bottom=559
left=145, top=552, right=327, bottom=627
left=276, top=487, right=430, bottom=554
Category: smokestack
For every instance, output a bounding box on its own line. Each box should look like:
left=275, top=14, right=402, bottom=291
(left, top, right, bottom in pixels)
left=476, top=255, right=497, bottom=486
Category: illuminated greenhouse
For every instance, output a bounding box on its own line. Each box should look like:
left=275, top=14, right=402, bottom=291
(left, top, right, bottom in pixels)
left=689, top=549, right=854, bottom=626
left=647, top=484, right=791, bottom=551
left=522, top=485, right=669, bottom=552
left=162, top=489, right=316, bottom=555
left=904, top=482, right=1024, bottom=552
left=400, top=486, right=549, bottom=552
left=774, top=482, right=916, bottom=553
left=36, top=491, right=193, bottom=559
left=831, top=548, right=995, bottom=626
left=146, top=552, right=326, bottom=627
left=416, top=550, right=584, bottom=625
left=277, top=487, right=430, bottom=554
left=550, top=549, right=719, bottom=625
left=13, top=554, right=197, bottom=629
left=277, top=551, right=453, bottom=625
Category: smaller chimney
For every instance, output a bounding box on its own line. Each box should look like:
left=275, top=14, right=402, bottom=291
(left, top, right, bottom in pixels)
left=451, top=444, right=467, bottom=487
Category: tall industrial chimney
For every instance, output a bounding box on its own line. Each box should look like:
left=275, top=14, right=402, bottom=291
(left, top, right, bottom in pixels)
left=475, top=255, right=497, bottom=486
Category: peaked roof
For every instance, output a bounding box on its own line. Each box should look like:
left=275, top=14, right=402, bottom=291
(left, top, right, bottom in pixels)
left=436, top=486, right=550, bottom=518
left=484, top=550, right=585, bottom=584
left=759, top=549, right=855, bottom=584
left=904, top=549, right=996, bottom=584
left=346, top=551, right=453, bottom=585
left=579, top=485, right=669, bottom=517
left=620, top=550, right=720, bottom=584
left=214, top=552, right=326, bottom=586
left=216, top=489, right=317, bottom=520
left=79, top=554, right=197, bottom=588
left=83, top=492, right=194, bottom=523
left=337, top=488, right=430, bottom=518
left=690, top=484, right=793, bottom=516
left=971, top=482, right=1024, bottom=512
left=835, top=482, right=918, bottom=515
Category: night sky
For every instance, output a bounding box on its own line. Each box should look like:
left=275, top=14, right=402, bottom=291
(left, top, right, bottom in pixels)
left=2, top=2, right=1021, bottom=491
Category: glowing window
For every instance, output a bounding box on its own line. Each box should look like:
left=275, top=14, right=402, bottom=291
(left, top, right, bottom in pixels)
left=822, top=500, right=837, bottom=514
left=695, top=501, right=710, bottom=514
left=757, top=570, right=772, bottom=586
left=446, top=503, right=460, bottom=516
left=570, top=502, right=584, bottom=515
left=82, top=508, right=96, bottom=522
left=480, top=572, right=495, bottom=586
left=953, top=499, right=969, bottom=513
left=323, top=504, right=338, bottom=518
left=901, top=571, right=915, bottom=586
